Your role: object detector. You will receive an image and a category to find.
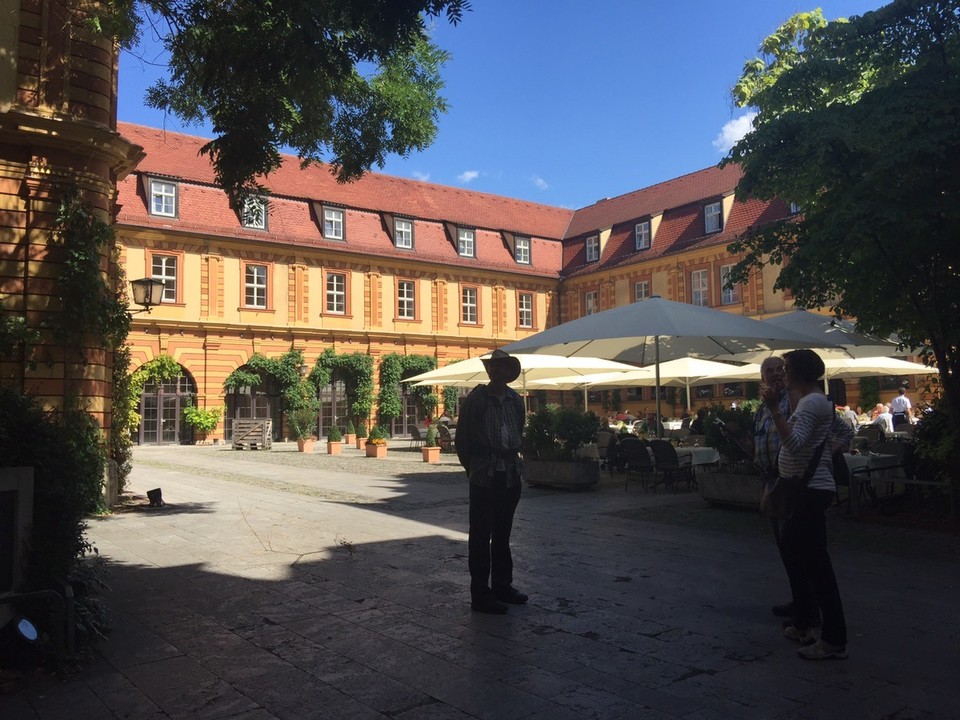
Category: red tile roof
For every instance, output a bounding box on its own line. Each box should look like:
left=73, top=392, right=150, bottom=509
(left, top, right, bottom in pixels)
left=117, top=122, right=573, bottom=241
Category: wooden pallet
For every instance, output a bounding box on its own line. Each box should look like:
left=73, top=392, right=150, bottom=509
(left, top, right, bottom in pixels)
left=232, top=419, right=273, bottom=450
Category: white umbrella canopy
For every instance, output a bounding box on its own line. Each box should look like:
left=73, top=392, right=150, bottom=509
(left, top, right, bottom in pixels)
left=532, top=357, right=757, bottom=408
left=403, top=353, right=639, bottom=388
left=500, top=296, right=824, bottom=431
left=732, top=309, right=905, bottom=363
left=711, top=357, right=939, bottom=386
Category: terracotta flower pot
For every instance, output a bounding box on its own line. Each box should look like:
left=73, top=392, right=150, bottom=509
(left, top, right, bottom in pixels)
left=421, top=446, right=441, bottom=464
left=365, top=443, right=387, bottom=458
left=327, top=441, right=342, bottom=455
left=344, top=433, right=356, bottom=446
left=297, top=438, right=316, bottom=453
left=355, top=437, right=366, bottom=449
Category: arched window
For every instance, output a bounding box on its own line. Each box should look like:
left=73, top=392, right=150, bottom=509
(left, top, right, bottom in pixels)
left=138, top=368, right=197, bottom=445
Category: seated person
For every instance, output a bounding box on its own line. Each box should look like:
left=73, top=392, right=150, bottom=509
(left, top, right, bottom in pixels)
left=840, top=405, right=858, bottom=430
left=872, top=404, right=895, bottom=434
left=689, top=408, right=707, bottom=435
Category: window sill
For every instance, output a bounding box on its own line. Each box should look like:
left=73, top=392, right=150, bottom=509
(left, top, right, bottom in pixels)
left=321, top=312, right=354, bottom=319
left=458, top=322, right=483, bottom=329
left=238, top=306, right=275, bottom=313
left=394, top=317, right=419, bottom=323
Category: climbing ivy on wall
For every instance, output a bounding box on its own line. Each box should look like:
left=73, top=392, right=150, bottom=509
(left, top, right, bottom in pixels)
left=375, top=353, right=438, bottom=425
left=223, top=348, right=306, bottom=411
left=310, top=348, right=374, bottom=423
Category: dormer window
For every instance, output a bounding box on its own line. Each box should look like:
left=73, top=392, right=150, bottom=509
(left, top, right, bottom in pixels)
left=585, top=235, right=599, bottom=263
left=458, top=227, right=475, bottom=257
left=515, top=236, right=531, bottom=264
left=241, top=197, right=267, bottom=230
left=704, top=202, right=722, bottom=233
left=395, top=218, right=413, bottom=249
left=323, top=207, right=344, bottom=240
left=149, top=179, right=177, bottom=217
left=635, top=221, right=650, bottom=250
left=789, top=202, right=802, bottom=214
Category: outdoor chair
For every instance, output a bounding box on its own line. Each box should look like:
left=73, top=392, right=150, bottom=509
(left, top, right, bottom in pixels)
left=437, top=424, right=453, bottom=453
left=620, top=436, right=654, bottom=491
left=596, top=431, right=623, bottom=476
left=649, top=439, right=694, bottom=492
left=408, top=426, right=424, bottom=449
left=683, top=434, right=706, bottom=447
left=856, top=424, right=885, bottom=451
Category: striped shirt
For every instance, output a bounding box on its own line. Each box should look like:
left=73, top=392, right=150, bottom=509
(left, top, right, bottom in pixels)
left=778, top=393, right=854, bottom=492
left=454, top=384, right=526, bottom=487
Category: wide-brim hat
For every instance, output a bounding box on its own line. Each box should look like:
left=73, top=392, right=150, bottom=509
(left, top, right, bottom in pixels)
left=480, top=349, right=522, bottom=384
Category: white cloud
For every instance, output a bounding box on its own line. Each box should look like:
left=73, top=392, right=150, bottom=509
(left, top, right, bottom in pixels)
left=412, top=171, right=430, bottom=181
left=531, top=175, right=549, bottom=190
left=712, top=112, right=757, bottom=153
left=457, top=170, right=480, bottom=183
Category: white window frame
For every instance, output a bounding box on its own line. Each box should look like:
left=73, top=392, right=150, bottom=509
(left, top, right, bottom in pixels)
left=457, top=227, right=475, bottom=257
left=584, top=290, right=598, bottom=316
left=326, top=272, right=346, bottom=314
left=515, top=236, right=531, bottom=264
left=634, top=221, right=651, bottom=250
left=151, top=255, right=178, bottom=303
left=720, top=264, right=741, bottom=306
left=149, top=180, right=177, bottom=217
left=395, top=218, right=413, bottom=249
left=397, top=280, right=415, bottom=320
left=585, top=235, right=599, bottom=262
left=461, top=286, right=478, bottom=324
left=704, top=202, right=722, bottom=233
left=324, top=207, right=344, bottom=240
left=241, top=196, right=267, bottom=230
left=245, top=264, right=268, bottom=308
left=518, top=292, right=533, bottom=328
left=789, top=202, right=802, bottom=214
left=634, top=280, right=650, bottom=303
left=691, top=269, right=709, bottom=307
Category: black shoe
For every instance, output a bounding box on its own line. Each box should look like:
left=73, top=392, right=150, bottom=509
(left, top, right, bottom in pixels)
left=772, top=602, right=796, bottom=617
left=493, top=586, right=528, bottom=605
left=471, top=594, right=508, bottom=614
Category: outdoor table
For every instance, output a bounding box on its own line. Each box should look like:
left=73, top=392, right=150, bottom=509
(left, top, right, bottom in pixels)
left=677, top=446, right=721, bottom=467
left=664, top=420, right=683, bottom=431
left=843, top=452, right=898, bottom=517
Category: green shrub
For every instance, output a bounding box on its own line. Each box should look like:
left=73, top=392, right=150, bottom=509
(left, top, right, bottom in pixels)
left=356, top=421, right=368, bottom=438
left=0, top=388, right=110, bottom=657
left=344, top=419, right=356, bottom=435
left=327, top=424, right=343, bottom=442
left=182, top=403, right=222, bottom=433
left=424, top=424, right=439, bottom=447
left=523, top=406, right=598, bottom=461
left=367, top=425, right=388, bottom=444
left=287, top=407, right=318, bottom=440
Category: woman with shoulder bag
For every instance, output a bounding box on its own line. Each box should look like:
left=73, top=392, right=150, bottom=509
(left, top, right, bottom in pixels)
left=762, top=349, right=854, bottom=660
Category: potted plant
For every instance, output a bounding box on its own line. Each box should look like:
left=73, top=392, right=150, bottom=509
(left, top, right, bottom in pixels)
left=421, top=424, right=441, bottom=464
left=697, top=402, right=763, bottom=509
left=343, top=419, right=356, bottom=446
left=355, top=421, right=368, bottom=449
left=522, top=406, right=601, bottom=489
left=365, top=425, right=388, bottom=458
left=327, top=424, right=343, bottom=455
left=288, top=406, right=319, bottom=452
left=182, top=402, right=223, bottom=444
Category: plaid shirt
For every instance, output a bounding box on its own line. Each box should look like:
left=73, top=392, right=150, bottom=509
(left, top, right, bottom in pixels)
left=753, top=390, right=791, bottom=475
left=455, top=384, right=525, bottom=487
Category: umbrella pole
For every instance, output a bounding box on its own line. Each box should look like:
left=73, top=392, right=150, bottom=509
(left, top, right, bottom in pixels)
left=686, top=381, right=691, bottom=412
left=655, top=335, right=662, bottom=438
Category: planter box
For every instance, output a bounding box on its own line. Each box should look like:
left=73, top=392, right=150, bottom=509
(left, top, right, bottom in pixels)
left=356, top=437, right=366, bottom=449
left=327, top=441, right=342, bottom=456
left=524, top=459, right=599, bottom=489
left=421, top=446, right=441, bottom=464
left=698, top=472, right=761, bottom=510
left=365, top=444, right=387, bottom=459
left=344, top=433, right=356, bottom=446
left=297, top=438, right=316, bottom=453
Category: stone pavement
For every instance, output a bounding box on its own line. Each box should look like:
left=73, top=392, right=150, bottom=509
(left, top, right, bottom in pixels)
left=2, top=443, right=958, bottom=719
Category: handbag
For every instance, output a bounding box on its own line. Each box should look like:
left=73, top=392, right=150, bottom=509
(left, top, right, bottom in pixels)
left=759, top=440, right=826, bottom=519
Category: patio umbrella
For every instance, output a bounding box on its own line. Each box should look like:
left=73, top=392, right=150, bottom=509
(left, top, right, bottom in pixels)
left=733, top=309, right=905, bottom=363
left=531, top=357, right=756, bottom=409
left=500, top=296, right=822, bottom=434
left=404, top=354, right=638, bottom=387
left=709, top=357, right=938, bottom=389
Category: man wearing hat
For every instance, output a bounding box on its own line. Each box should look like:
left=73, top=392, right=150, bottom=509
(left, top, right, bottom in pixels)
left=455, top=349, right=528, bottom=614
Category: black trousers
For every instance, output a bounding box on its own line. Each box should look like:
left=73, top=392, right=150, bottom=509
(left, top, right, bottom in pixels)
left=781, top=488, right=847, bottom=646
left=469, top=472, right=522, bottom=599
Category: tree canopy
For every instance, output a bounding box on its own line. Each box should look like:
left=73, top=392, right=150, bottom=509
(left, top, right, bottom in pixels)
left=94, top=0, right=470, bottom=206
left=724, top=1, right=960, bottom=470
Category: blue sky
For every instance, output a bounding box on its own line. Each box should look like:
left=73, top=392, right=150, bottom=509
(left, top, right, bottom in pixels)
left=118, top=0, right=888, bottom=210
